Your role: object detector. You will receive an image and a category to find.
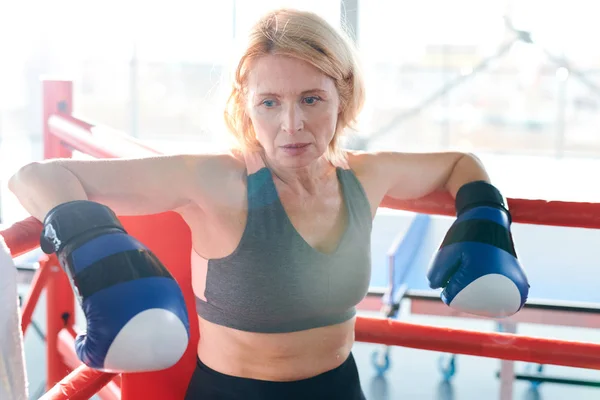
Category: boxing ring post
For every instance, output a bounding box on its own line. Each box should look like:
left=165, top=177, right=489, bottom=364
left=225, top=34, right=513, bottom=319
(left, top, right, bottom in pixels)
left=1, top=78, right=600, bottom=399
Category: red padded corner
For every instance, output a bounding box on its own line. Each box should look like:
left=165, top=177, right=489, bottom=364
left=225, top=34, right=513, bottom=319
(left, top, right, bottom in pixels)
left=118, top=212, right=199, bottom=400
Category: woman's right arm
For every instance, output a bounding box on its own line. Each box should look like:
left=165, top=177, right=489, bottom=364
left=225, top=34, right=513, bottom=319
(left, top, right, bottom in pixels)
left=8, top=154, right=227, bottom=221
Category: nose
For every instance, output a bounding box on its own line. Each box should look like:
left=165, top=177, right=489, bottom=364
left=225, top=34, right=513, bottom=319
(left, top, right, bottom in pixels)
left=281, top=103, right=304, bottom=134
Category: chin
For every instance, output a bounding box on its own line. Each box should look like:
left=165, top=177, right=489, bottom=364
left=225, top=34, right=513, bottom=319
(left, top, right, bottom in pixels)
left=279, top=156, right=314, bottom=169
left=276, top=148, right=324, bottom=167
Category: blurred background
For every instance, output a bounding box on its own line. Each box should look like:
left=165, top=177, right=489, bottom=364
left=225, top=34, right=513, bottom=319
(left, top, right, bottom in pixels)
left=2, top=0, right=600, bottom=221
left=4, top=0, right=600, bottom=153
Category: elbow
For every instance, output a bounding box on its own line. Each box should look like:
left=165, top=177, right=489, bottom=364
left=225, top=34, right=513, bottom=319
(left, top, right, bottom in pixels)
left=8, top=162, right=43, bottom=196
left=452, top=152, right=485, bottom=173
left=444, top=152, right=490, bottom=196
left=8, top=161, right=88, bottom=221
left=452, top=151, right=480, bottom=165
left=463, top=152, right=483, bottom=165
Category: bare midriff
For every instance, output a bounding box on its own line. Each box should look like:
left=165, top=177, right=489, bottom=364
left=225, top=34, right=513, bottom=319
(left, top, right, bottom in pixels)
left=196, top=316, right=356, bottom=381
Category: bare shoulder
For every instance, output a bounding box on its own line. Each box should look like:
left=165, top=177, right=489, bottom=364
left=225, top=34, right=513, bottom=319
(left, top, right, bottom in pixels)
left=344, top=149, right=398, bottom=180
left=344, top=150, right=378, bottom=173
left=186, top=151, right=246, bottom=206
left=344, top=150, right=456, bottom=210
left=189, top=151, right=245, bottom=179
left=345, top=149, right=415, bottom=174
left=344, top=150, right=390, bottom=215
left=176, top=151, right=247, bottom=256
left=345, top=149, right=470, bottom=207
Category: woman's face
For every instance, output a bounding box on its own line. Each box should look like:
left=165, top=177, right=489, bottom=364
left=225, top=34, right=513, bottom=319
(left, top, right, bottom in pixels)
left=246, top=54, right=340, bottom=168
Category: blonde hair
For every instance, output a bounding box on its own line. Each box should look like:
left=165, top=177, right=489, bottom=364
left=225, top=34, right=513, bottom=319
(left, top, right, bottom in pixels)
left=224, top=8, right=365, bottom=164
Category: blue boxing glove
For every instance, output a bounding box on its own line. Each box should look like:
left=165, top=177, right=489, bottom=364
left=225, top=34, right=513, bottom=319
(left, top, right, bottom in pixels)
left=40, top=200, right=189, bottom=372
left=427, top=181, right=529, bottom=318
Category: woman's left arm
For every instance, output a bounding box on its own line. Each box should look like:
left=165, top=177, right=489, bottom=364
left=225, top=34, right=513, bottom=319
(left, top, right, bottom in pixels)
left=368, top=151, right=491, bottom=203
left=360, top=150, right=529, bottom=319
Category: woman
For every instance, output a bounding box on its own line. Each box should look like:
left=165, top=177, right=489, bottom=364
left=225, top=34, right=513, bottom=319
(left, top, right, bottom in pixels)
left=9, top=8, right=526, bottom=400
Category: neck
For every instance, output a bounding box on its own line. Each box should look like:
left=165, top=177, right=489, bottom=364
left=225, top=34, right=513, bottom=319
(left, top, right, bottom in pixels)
left=263, top=154, right=335, bottom=195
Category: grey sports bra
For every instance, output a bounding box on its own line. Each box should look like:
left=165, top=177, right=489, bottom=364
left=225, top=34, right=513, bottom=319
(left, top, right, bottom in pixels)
left=192, top=155, right=373, bottom=333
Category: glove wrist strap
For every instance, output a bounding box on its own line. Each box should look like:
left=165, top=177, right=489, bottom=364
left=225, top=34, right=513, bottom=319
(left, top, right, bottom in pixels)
left=455, top=181, right=508, bottom=216
left=40, top=200, right=125, bottom=254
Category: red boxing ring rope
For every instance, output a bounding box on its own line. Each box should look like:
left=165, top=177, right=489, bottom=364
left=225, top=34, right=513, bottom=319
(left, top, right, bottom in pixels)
left=1, top=217, right=43, bottom=257
left=36, top=328, right=120, bottom=400
left=2, top=78, right=600, bottom=399
left=382, top=192, right=600, bottom=230
left=39, top=366, right=118, bottom=400
left=355, top=317, right=600, bottom=370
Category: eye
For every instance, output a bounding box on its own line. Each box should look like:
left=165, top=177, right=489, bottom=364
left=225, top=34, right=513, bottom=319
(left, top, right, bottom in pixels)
left=261, top=99, right=276, bottom=108
left=302, top=96, right=322, bottom=105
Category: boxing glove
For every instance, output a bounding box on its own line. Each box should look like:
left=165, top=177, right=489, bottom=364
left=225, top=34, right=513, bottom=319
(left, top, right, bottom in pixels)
left=427, top=181, right=529, bottom=318
left=40, top=200, right=189, bottom=372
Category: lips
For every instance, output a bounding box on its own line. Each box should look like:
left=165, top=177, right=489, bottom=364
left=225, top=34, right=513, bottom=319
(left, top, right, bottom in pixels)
left=281, top=143, right=310, bottom=149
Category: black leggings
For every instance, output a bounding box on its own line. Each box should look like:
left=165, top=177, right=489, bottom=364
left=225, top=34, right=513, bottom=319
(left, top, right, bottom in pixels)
left=184, top=353, right=366, bottom=400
